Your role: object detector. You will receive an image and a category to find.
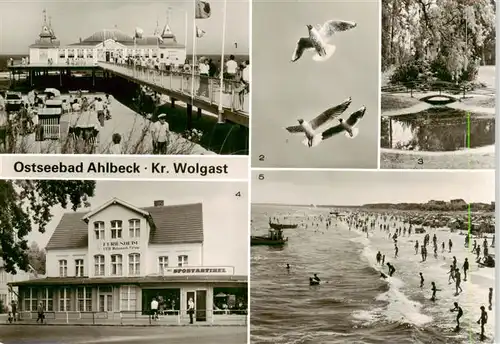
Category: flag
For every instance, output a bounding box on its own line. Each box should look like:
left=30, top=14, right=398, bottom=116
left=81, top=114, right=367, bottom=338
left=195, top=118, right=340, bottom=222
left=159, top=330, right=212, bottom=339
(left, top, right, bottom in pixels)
left=196, top=26, right=206, bottom=38
left=195, top=0, right=211, bottom=19
left=134, top=27, right=144, bottom=39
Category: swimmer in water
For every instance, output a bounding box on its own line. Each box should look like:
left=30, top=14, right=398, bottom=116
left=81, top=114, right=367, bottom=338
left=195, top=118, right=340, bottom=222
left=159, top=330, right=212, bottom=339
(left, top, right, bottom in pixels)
left=309, top=277, right=319, bottom=286
left=286, top=264, right=290, bottom=269
left=313, top=274, right=320, bottom=282
left=430, top=282, right=441, bottom=301
left=450, top=302, right=463, bottom=330
left=419, top=272, right=424, bottom=288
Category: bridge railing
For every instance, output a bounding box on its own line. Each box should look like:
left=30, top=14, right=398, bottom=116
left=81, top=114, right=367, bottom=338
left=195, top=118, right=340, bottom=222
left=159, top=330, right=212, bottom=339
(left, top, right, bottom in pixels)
left=97, top=62, right=249, bottom=115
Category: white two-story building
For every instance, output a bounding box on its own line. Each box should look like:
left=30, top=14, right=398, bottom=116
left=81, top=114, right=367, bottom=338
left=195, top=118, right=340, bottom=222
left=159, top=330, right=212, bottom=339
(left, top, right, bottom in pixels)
left=10, top=198, right=247, bottom=323
left=29, top=10, right=186, bottom=67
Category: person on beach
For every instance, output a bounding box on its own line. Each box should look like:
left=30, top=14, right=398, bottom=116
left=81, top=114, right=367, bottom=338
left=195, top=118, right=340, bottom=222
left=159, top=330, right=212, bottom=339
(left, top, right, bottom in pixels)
left=454, top=269, right=463, bottom=295
left=386, top=263, right=395, bottom=277
left=477, top=306, right=488, bottom=341
left=430, top=282, right=441, bottom=301
left=414, top=240, right=419, bottom=254
left=394, top=244, right=398, bottom=258
left=452, top=256, right=457, bottom=270
left=448, top=239, right=453, bottom=253
left=488, top=288, right=493, bottom=310
left=376, top=251, right=382, bottom=264
left=449, top=302, right=463, bottom=330
left=442, top=241, right=445, bottom=253
left=382, top=255, right=385, bottom=266
left=419, top=272, right=424, bottom=288
left=463, top=258, right=469, bottom=281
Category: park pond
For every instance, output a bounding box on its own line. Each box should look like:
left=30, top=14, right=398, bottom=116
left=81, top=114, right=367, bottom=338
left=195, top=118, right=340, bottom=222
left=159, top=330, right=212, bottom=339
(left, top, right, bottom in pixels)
left=380, top=107, right=495, bottom=152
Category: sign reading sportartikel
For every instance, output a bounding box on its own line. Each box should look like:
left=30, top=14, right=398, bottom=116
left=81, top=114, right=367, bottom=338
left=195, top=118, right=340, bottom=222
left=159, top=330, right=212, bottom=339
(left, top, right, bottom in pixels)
left=163, top=266, right=235, bottom=276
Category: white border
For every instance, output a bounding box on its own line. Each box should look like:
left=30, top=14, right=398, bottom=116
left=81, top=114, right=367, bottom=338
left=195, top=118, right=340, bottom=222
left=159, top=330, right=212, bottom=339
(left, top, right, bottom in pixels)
left=247, top=0, right=253, bottom=341
left=376, top=0, right=382, bottom=170
left=495, top=0, right=500, bottom=338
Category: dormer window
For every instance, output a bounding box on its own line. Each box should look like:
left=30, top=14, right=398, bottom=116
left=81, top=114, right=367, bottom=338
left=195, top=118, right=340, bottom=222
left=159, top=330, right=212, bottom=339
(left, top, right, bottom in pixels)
left=94, top=221, right=105, bottom=240
left=129, top=219, right=140, bottom=238
left=111, top=220, right=123, bottom=239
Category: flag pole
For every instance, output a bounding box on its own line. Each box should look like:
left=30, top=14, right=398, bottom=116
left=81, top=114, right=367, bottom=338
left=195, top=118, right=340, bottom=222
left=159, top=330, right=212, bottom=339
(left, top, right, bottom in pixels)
left=191, top=0, right=198, bottom=99
left=218, top=0, right=227, bottom=113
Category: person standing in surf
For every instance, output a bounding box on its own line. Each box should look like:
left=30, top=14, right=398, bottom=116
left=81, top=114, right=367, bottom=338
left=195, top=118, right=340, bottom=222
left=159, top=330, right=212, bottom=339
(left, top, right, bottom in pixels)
left=394, top=244, right=398, bottom=258
left=454, top=268, right=463, bottom=295
left=449, top=302, right=463, bottom=330
left=419, top=272, right=424, bottom=288
left=448, top=265, right=455, bottom=284
left=414, top=240, right=419, bottom=254
left=488, top=288, right=493, bottom=310
left=430, top=282, right=441, bottom=301
left=376, top=251, right=381, bottom=264
left=386, top=263, right=395, bottom=277
left=476, top=306, right=488, bottom=341
left=463, top=258, right=469, bottom=281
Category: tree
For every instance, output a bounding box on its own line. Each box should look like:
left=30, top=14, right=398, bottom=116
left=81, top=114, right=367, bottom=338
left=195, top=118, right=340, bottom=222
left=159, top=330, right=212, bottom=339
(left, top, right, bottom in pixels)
left=0, top=180, right=96, bottom=274
left=27, top=241, right=46, bottom=275
left=382, top=0, right=496, bottom=81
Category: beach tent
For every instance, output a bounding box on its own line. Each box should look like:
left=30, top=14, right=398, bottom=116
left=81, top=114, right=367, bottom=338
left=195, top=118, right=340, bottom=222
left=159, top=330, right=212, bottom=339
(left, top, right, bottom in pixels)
left=44, top=88, right=61, bottom=97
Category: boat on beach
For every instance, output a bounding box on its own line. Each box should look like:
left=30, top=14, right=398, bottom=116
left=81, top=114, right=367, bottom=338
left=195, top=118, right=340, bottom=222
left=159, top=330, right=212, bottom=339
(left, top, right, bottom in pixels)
left=269, top=222, right=298, bottom=230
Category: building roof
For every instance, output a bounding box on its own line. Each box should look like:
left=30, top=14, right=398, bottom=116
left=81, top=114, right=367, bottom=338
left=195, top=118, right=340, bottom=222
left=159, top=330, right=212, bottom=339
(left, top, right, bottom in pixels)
left=67, top=28, right=184, bottom=48
left=46, top=202, right=204, bottom=250
left=9, top=275, right=248, bottom=287
left=29, top=41, right=61, bottom=48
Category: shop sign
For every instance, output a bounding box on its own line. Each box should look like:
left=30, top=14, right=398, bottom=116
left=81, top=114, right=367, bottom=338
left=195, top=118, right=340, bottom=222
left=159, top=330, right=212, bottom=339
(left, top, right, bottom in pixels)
left=101, top=240, right=140, bottom=251
left=163, top=266, right=234, bottom=276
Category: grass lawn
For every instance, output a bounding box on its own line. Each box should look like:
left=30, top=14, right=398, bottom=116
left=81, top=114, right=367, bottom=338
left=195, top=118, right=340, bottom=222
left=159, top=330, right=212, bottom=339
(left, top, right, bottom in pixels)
left=380, top=93, right=421, bottom=112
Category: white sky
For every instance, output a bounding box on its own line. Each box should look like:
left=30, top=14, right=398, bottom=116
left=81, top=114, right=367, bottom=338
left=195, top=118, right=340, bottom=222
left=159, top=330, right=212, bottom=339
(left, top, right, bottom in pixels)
left=28, top=180, right=249, bottom=275
left=252, top=171, right=495, bottom=206
left=0, top=0, right=249, bottom=55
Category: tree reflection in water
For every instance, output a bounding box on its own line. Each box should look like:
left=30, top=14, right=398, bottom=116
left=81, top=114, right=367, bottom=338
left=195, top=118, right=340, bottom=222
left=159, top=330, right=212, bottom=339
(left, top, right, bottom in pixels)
left=380, top=108, right=495, bottom=151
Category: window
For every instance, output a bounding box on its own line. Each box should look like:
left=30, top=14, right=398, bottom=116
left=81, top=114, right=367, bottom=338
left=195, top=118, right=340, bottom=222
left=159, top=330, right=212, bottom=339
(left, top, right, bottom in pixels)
left=58, top=49, right=65, bottom=58
left=59, top=259, right=68, bottom=277
left=77, top=287, right=92, bottom=311
left=75, top=259, right=84, bottom=277
left=111, top=254, right=123, bottom=275
left=94, top=255, right=105, bottom=276
left=94, top=221, right=105, bottom=239
left=177, top=255, right=188, bottom=267
left=128, top=253, right=140, bottom=275
left=67, top=49, right=75, bottom=58
left=23, top=288, right=37, bottom=311
left=120, top=285, right=137, bottom=311
left=158, top=256, right=169, bottom=273
left=42, top=288, right=53, bottom=311
left=77, top=49, right=84, bottom=58
left=110, top=220, right=122, bottom=239
left=87, top=49, right=93, bottom=58
left=129, top=219, right=140, bottom=238
left=59, top=288, right=70, bottom=311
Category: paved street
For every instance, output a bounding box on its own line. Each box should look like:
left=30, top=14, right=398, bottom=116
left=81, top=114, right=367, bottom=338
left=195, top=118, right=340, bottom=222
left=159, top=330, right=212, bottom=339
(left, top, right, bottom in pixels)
left=0, top=325, right=247, bottom=344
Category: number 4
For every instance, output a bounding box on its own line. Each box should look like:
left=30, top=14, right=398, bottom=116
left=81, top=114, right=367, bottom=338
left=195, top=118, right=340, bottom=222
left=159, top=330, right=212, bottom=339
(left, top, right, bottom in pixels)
left=235, top=192, right=241, bottom=197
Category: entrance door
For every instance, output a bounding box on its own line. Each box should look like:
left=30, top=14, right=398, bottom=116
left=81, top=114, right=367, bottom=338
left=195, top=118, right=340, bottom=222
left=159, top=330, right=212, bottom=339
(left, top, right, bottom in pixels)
left=195, top=290, right=207, bottom=322
left=105, top=51, right=110, bottom=62
left=99, top=294, right=113, bottom=312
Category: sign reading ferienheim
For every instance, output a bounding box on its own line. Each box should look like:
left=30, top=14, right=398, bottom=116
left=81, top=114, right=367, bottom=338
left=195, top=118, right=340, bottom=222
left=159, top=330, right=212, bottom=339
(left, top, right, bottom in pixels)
left=1, top=155, right=247, bottom=180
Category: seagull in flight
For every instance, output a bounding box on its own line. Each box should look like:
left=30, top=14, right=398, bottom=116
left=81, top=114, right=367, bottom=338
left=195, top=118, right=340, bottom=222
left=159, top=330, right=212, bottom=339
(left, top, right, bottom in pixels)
left=285, top=97, right=352, bottom=147
left=291, top=20, right=357, bottom=62
left=321, top=106, right=367, bottom=141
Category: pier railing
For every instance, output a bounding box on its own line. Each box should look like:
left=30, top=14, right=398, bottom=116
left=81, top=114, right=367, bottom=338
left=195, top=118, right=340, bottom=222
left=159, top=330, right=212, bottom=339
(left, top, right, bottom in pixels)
left=97, top=62, right=249, bottom=116
left=6, top=309, right=247, bottom=326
